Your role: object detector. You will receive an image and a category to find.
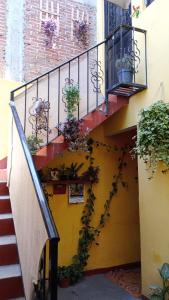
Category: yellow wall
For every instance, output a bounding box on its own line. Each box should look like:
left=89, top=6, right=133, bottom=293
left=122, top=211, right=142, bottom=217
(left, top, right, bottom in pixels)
left=0, top=80, right=20, bottom=160
left=46, top=124, right=140, bottom=270
left=102, top=0, right=169, bottom=297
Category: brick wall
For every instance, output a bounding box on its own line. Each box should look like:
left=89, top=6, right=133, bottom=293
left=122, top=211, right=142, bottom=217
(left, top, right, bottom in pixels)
left=0, top=0, right=7, bottom=78
left=24, top=0, right=96, bottom=81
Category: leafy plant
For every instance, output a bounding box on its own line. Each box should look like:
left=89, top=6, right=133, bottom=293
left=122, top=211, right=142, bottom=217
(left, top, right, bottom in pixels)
left=134, top=100, right=169, bottom=177
left=68, top=163, right=84, bottom=179
left=82, top=165, right=99, bottom=183
left=57, top=266, right=71, bottom=282
left=63, top=83, right=80, bottom=120
left=149, top=263, right=169, bottom=300
left=60, top=117, right=88, bottom=152
left=27, top=135, right=43, bottom=154
left=115, top=54, right=134, bottom=71
left=53, top=163, right=84, bottom=180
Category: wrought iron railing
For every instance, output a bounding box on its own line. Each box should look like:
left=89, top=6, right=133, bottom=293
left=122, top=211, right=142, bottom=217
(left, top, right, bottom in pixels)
left=11, top=25, right=147, bottom=148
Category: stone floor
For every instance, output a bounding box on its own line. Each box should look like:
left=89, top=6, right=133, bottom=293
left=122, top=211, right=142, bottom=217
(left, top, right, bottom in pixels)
left=106, top=268, right=141, bottom=298
left=58, top=274, right=139, bottom=300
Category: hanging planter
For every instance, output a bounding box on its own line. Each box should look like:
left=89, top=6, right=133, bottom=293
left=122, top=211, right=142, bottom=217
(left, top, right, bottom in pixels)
left=73, top=20, right=89, bottom=46
left=42, top=18, right=57, bottom=48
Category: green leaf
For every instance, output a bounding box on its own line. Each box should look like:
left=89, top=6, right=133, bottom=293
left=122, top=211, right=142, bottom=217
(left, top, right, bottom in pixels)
left=159, top=263, right=169, bottom=280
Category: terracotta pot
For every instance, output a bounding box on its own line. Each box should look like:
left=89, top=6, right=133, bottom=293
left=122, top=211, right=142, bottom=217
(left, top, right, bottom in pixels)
left=59, top=278, right=70, bottom=288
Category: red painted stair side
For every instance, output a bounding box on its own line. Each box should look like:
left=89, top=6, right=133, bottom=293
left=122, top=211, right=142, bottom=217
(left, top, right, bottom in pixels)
left=34, top=96, right=129, bottom=170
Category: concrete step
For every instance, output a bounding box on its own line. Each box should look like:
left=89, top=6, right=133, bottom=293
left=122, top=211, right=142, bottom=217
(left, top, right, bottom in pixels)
left=0, top=214, right=15, bottom=236
left=0, top=195, right=10, bottom=200
left=0, top=264, right=24, bottom=298
left=0, top=264, right=21, bottom=279
left=0, top=235, right=16, bottom=245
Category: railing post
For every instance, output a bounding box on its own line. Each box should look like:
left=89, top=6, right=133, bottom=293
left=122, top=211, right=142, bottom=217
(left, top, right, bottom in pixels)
left=11, top=91, right=14, bottom=102
left=105, top=39, right=109, bottom=115
left=49, top=238, right=58, bottom=300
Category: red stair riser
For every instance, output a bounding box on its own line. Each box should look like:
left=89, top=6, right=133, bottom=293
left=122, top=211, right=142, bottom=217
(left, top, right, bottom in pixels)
left=0, top=244, right=19, bottom=265
left=0, top=186, right=9, bottom=195
left=0, top=277, right=24, bottom=299
left=0, top=200, right=11, bottom=214
left=0, top=219, right=15, bottom=236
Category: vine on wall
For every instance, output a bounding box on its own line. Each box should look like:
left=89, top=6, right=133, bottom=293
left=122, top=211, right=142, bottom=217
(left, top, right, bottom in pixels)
left=44, top=138, right=130, bottom=285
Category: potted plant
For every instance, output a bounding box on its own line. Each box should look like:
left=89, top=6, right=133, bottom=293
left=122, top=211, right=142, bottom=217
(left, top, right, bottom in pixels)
left=62, top=82, right=80, bottom=120
left=57, top=266, right=71, bottom=288
left=115, top=54, right=134, bottom=83
left=27, top=135, right=43, bottom=154
left=149, top=263, right=169, bottom=299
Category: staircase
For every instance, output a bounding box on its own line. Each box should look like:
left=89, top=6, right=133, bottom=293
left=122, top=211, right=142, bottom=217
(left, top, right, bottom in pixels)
left=4, top=24, right=147, bottom=300
left=0, top=169, right=24, bottom=299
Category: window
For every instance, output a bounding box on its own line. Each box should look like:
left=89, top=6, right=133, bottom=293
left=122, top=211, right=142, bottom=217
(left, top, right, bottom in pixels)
left=144, top=0, right=155, bottom=7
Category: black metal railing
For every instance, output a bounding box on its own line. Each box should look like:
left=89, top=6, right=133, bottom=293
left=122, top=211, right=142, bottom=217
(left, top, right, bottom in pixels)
left=10, top=101, right=60, bottom=300
left=11, top=25, right=147, bottom=148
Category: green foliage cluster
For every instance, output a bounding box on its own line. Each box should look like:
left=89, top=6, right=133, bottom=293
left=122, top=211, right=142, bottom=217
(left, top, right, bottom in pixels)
left=150, top=263, right=169, bottom=300
left=134, top=100, right=169, bottom=178
left=56, top=162, right=84, bottom=180
left=115, top=54, right=134, bottom=71
left=63, top=83, right=80, bottom=120
left=27, top=135, right=43, bottom=154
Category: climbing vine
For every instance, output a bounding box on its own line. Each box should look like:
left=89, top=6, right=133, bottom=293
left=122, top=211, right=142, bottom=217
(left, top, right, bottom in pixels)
left=55, top=138, right=129, bottom=284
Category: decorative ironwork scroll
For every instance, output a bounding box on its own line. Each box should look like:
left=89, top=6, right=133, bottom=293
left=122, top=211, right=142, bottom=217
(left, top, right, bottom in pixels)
left=29, top=97, right=50, bottom=136
left=128, top=38, right=141, bottom=73
left=90, top=59, right=104, bottom=93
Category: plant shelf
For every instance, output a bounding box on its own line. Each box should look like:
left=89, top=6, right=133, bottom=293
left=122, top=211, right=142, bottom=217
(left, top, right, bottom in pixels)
left=42, top=177, right=90, bottom=185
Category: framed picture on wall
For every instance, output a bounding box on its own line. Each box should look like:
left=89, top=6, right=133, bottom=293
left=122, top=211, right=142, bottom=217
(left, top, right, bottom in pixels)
left=68, top=183, right=84, bottom=204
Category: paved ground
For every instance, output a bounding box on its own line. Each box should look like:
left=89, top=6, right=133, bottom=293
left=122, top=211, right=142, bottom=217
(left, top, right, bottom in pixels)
left=58, top=274, right=139, bottom=300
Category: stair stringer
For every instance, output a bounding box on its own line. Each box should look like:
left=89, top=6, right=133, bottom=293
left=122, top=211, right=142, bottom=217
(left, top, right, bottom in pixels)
left=33, top=95, right=129, bottom=170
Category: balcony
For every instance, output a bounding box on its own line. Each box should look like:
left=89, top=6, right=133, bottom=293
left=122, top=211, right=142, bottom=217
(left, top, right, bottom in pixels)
left=106, top=25, right=147, bottom=97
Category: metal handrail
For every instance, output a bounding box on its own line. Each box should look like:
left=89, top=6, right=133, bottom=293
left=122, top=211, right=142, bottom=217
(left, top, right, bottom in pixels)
left=10, top=100, right=59, bottom=300
left=11, top=25, right=146, bottom=96
left=10, top=101, right=60, bottom=241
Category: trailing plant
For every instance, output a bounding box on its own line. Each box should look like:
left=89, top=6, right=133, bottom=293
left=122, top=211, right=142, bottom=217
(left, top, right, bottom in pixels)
left=62, top=83, right=80, bottom=120
left=134, top=100, right=169, bottom=178
left=27, top=135, right=43, bottom=154
left=149, top=263, right=169, bottom=300
left=42, top=19, right=56, bottom=47
left=73, top=20, right=89, bottom=46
